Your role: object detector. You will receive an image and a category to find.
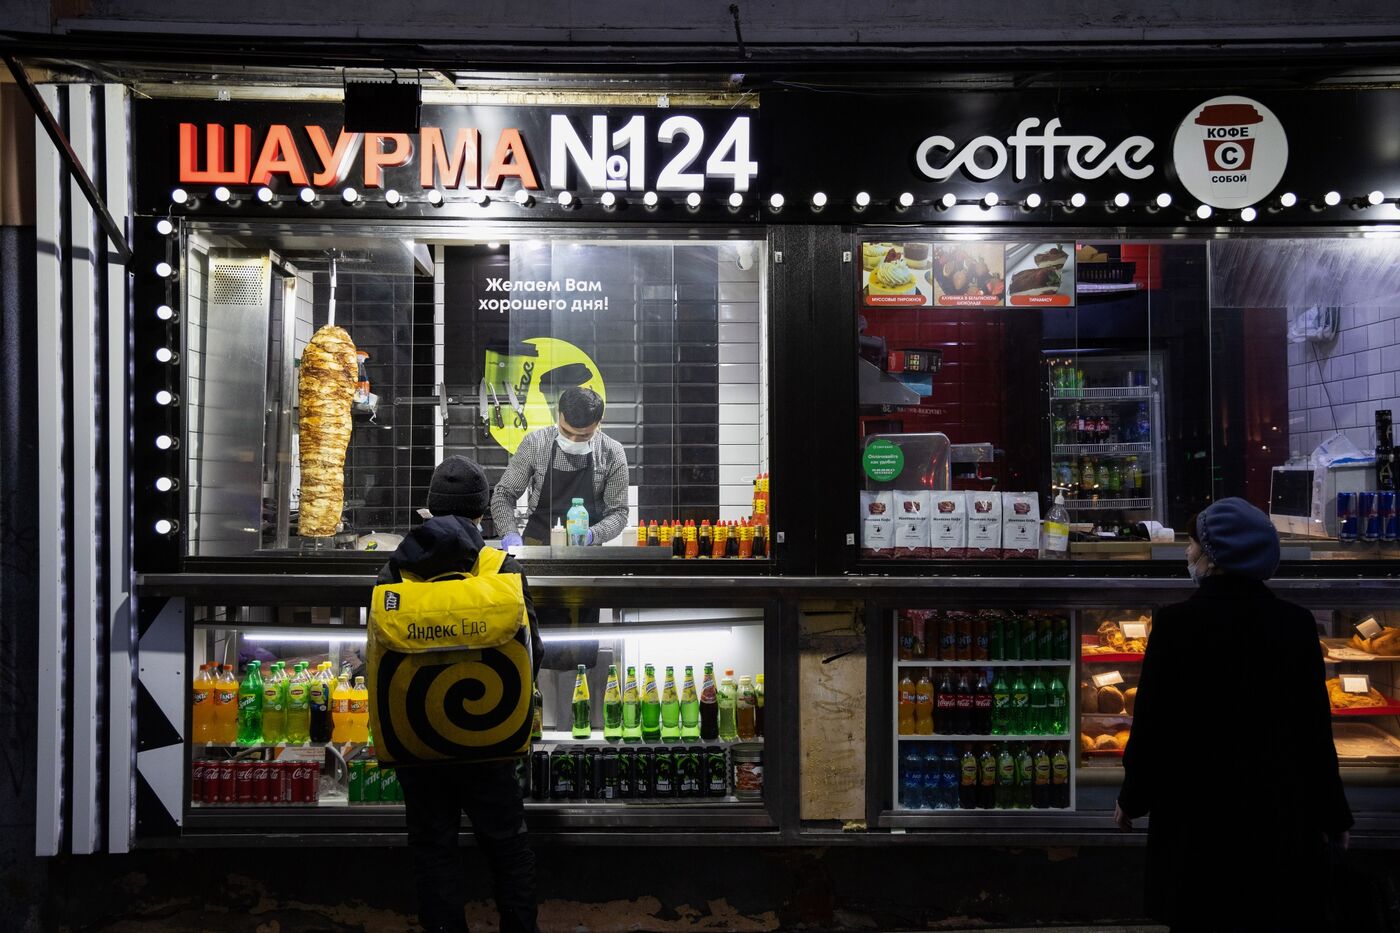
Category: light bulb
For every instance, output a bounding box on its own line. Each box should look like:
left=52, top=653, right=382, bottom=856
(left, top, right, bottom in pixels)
left=155, top=434, right=175, bottom=450
left=474, top=191, right=490, bottom=206
left=342, top=188, right=359, bottom=203
left=170, top=188, right=188, bottom=204
left=643, top=191, right=659, bottom=208
left=600, top=191, right=618, bottom=209
left=1368, top=190, right=1385, bottom=206
left=213, top=186, right=231, bottom=203
left=1325, top=191, right=1341, bottom=206
left=1155, top=193, right=1173, bottom=208
left=1024, top=193, right=1042, bottom=209
left=155, top=262, right=173, bottom=278
left=558, top=191, right=575, bottom=208
left=156, top=305, right=174, bottom=321
left=854, top=191, right=871, bottom=208
left=1196, top=204, right=1213, bottom=219
left=811, top=192, right=827, bottom=208
left=1113, top=192, right=1130, bottom=208
left=256, top=187, right=274, bottom=203
left=1279, top=192, right=1297, bottom=207
left=1240, top=207, right=1257, bottom=222
left=298, top=188, right=316, bottom=204
left=1069, top=193, right=1087, bottom=208
left=514, top=189, right=532, bottom=206
left=487, top=242, right=501, bottom=249
left=686, top=192, right=702, bottom=209
left=155, top=347, right=175, bottom=363
left=154, top=519, right=176, bottom=535
left=941, top=193, right=957, bottom=209
left=155, top=477, right=175, bottom=492
left=156, top=219, right=174, bottom=235
left=155, top=389, right=174, bottom=406
left=769, top=193, right=785, bottom=210
left=427, top=190, right=444, bottom=206
left=898, top=192, right=914, bottom=208
left=982, top=193, right=1000, bottom=208
left=728, top=192, right=743, bottom=208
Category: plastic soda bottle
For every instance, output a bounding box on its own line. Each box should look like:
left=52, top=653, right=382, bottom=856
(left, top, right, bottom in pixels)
left=958, top=745, right=978, bottom=809
left=754, top=674, right=765, bottom=737
left=641, top=664, right=661, bottom=741
left=1028, top=669, right=1048, bottom=735
left=660, top=666, right=681, bottom=741
left=977, top=746, right=997, bottom=809
left=1011, top=671, right=1030, bottom=735
left=680, top=666, right=700, bottom=740
left=350, top=676, right=370, bottom=744
left=1048, top=673, right=1068, bottom=735
left=566, top=497, right=589, bottom=546
left=1033, top=746, right=1052, bottom=809
left=927, top=745, right=949, bottom=810
left=1015, top=744, right=1034, bottom=809
left=900, top=745, right=923, bottom=809
left=736, top=675, right=757, bottom=740
left=309, top=662, right=333, bottom=744
left=991, top=670, right=1010, bottom=736
left=261, top=662, right=287, bottom=744
left=236, top=661, right=264, bottom=746
left=898, top=670, right=917, bottom=735
left=995, top=744, right=1015, bottom=809
left=603, top=664, right=623, bottom=742
left=215, top=664, right=239, bottom=744
left=622, top=666, right=642, bottom=742
left=285, top=662, right=311, bottom=744
left=913, top=671, right=934, bottom=735
left=571, top=664, right=592, bottom=739
left=192, top=664, right=216, bottom=744
left=330, top=669, right=353, bottom=743
left=717, top=669, right=738, bottom=741
left=699, top=662, right=719, bottom=740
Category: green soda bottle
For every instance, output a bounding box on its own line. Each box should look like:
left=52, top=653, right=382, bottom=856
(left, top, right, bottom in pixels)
left=991, top=669, right=1010, bottom=736
left=571, top=664, right=591, bottom=739
left=603, top=664, right=623, bottom=742
left=680, top=665, right=700, bottom=740
left=660, top=666, right=680, bottom=741
left=641, top=664, right=661, bottom=741
left=1048, top=673, right=1068, bottom=735
left=1028, top=669, right=1048, bottom=736
left=236, top=661, right=264, bottom=746
left=1011, top=671, right=1030, bottom=735
left=622, top=666, right=641, bottom=742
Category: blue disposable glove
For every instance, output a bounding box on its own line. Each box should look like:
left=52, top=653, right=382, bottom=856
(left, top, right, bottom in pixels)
left=586, top=529, right=595, bottom=546
left=500, top=533, right=523, bottom=549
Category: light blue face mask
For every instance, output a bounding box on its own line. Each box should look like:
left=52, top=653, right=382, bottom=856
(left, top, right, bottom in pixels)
left=557, top=433, right=591, bottom=456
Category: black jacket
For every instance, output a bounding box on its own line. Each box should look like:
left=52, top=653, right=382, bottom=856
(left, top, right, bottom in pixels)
left=1119, top=575, right=1352, bottom=929
left=376, top=515, right=544, bottom=679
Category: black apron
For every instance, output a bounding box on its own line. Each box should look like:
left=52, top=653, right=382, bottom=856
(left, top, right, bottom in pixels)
left=522, top=446, right=599, bottom=546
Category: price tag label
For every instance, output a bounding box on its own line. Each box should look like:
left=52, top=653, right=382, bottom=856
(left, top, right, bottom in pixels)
left=1341, top=674, right=1372, bottom=695
left=1093, top=671, right=1125, bottom=688
left=1355, top=618, right=1384, bottom=640
left=1121, top=622, right=1148, bottom=640
left=277, top=746, right=326, bottom=763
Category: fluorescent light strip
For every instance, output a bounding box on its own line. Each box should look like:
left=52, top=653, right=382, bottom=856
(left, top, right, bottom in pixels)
left=241, top=630, right=366, bottom=644
left=541, top=625, right=734, bottom=643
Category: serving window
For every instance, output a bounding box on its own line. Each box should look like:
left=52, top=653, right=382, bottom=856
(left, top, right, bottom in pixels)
left=178, top=224, right=770, bottom=559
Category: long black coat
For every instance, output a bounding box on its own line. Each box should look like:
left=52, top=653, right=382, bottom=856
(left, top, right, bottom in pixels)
left=1119, top=575, right=1353, bottom=931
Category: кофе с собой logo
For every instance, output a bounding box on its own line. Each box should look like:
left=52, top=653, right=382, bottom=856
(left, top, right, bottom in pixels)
left=1172, top=96, right=1288, bottom=209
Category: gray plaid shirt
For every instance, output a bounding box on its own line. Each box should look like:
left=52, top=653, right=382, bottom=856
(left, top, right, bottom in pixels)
left=489, top=425, right=630, bottom=544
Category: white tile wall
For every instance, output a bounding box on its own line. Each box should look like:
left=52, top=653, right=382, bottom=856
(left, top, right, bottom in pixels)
left=1289, top=305, right=1400, bottom=458
left=716, top=242, right=765, bottom=523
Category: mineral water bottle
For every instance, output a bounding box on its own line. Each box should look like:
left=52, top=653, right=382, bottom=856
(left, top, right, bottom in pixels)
left=900, top=745, right=923, bottom=809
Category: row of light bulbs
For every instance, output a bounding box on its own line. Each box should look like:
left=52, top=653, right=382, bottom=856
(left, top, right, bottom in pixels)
left=152, top=214, right=182, bottom=537
left=170, top=186, right=1398, bottom=219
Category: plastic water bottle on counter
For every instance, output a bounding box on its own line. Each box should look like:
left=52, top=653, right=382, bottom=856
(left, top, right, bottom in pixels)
left=566, top=498, right=589, bottom=546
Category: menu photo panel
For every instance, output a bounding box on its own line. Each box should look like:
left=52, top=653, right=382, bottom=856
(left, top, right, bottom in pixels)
left=862, top=241, right=933, bottom=307
left=932, top=242, right=1005, bottom=308
left=1005, top=243, right=1076, bottom=308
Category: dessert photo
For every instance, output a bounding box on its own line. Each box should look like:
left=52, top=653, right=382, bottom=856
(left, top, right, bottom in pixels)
left=863, top=241, right=933, bottom=307
left=932, top=242, right=1006, bottom=307
left=1005, top=242, right=1076, bottom=307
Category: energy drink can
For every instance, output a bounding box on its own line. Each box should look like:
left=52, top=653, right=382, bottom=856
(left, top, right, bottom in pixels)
left=653, top=747, right=675, bottom=798
left=678, top=746, right=702, bottom=798
left=1338, top=492, right=1359, bottom=542
left=1361, top=491, right=1380, bottom=542
left=531, top=751, right=550, bottom=801
left=618, top=748, right=636, bottom=799
left=551, top=748, right=576, bottom=800
left=1380, top=491, right=1397, bottom=542
left=705, top=746, right=728, bottom=797
left=635, top=747, right=655, bottom=798
left=600, top=750, right=620, bottom=800
left=571, top=749, right=588, bottom=800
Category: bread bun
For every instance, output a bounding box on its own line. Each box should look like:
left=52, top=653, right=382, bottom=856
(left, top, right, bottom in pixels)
left=1080, top=733, right=1094, bottom=753
left=1097, top=685, right=1126, bottom=715
left=1080, top=683, right=1099, bottom=714
left=1114, top=729, right=1132, bottom=747
left=1094, top=734, right=1120, bottom=750
left=1124, top=687, right=1138, bottom=716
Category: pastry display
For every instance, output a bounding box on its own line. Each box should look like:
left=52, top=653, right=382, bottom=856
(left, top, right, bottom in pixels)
left=297, top=325, right=359, bottom=538
left=1083, top=618, right=1150, bottom=655
left=1124, top=686, right=1137, bottom=716
left=1114, top=729, right=1132, bottom=748
left=904, top=243, right=931, bottom=270
left=1076, top=244, right=1109, bottom=263
left=1327, top=677, right=1390, bottom=710
left=1093, top=734, right=1120, bottom=751
left=1079, top=733, right=1095, bottom=753
left=1080, top=682, right=1099, bottom=713
left=1350, top=625, right=1400, bottom=656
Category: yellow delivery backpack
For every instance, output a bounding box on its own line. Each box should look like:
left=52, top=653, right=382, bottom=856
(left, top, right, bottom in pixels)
left=367, top=547, right=534, bottom=766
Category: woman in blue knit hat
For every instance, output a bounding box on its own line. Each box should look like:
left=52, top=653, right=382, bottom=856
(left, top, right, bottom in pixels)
left=1116, top=497, right=1352, bottom=932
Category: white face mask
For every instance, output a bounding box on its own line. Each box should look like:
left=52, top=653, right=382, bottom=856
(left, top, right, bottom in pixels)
left=557, top=433, right=592, bottom=456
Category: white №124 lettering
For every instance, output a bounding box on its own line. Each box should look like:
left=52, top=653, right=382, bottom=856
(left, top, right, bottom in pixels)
left=550, top=114, right=758, bottom=193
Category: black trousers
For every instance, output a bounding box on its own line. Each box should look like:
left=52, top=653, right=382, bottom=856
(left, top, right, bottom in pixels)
left=397, top=761, right=540, bottom=933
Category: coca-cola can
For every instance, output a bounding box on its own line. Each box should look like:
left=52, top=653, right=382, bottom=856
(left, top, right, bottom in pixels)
left=202, top=762, right=220, bottom=804
left=288, top=764, right=307, bottom=804
left=217, top=760, right=236, bottom=803
left=251, top=762, right=271, bottom=804
left=268, top=761, right=289, bottom=805
left=235, top=761, right=256, bottom=804
left=190, top=759, right=205, bottom=804
left=290, top=763, right=320, bottom=804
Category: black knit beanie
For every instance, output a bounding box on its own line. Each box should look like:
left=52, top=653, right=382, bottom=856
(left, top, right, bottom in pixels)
left=427, top=456, right=490, bottom=518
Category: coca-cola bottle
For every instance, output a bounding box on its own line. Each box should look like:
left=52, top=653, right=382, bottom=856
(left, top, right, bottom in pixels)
left=935, top=670, right=957, bottom=735
left=955, top=671, right=974, bottom=736
left=974, top=670, right=994, bottom=735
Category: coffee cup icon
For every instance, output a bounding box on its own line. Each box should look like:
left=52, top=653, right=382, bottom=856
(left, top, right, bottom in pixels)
left=1194, top=103, right=1264, bottom=198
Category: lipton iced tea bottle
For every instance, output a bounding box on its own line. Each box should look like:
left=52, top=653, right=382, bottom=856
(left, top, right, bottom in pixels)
left=262, top=662, right=287, bottom=744
left=285, top=662, right=311, bottom=745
